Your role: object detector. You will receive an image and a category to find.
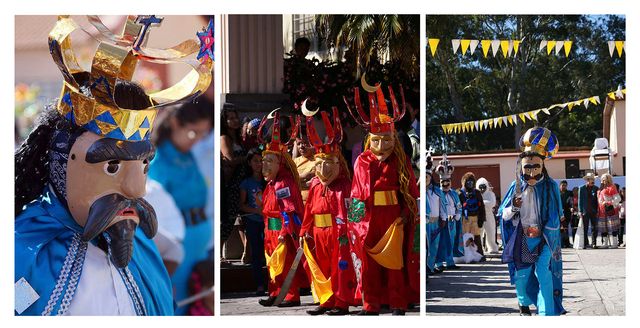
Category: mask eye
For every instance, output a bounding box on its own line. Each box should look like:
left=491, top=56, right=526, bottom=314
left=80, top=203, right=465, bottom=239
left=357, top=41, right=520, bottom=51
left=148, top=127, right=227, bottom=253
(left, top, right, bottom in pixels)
left=104, top=160, right=121, bottom=176
left=143, top=159, right=150, bottom=174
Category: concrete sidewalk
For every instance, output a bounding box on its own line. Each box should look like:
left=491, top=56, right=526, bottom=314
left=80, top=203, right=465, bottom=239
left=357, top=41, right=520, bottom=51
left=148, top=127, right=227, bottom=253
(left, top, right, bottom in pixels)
left=221, top=292, right=420, bottom=316
left=426, top=247, right=625, bottom=316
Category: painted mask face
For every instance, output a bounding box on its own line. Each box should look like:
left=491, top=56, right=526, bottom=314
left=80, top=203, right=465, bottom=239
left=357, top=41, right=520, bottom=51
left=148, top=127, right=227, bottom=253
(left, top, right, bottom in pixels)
left=441, top=179, right=451, bottom=191
left=66, top=132, right=157, bottom=268
left=369, top=132, right=394, bottom=161
left=262, top=152, right=281, bottom=182
left=315, top=154, right=340, bottom=185
left=479, top=184, right=487, bottom=193
left=521, top=156, right=544, bottom=186
left=465, top=178, right=476, bottom=190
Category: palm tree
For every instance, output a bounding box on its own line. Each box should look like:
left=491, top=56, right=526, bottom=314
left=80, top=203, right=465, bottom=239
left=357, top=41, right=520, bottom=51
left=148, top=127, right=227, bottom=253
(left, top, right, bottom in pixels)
left=315, top=15, right=419, bottom=78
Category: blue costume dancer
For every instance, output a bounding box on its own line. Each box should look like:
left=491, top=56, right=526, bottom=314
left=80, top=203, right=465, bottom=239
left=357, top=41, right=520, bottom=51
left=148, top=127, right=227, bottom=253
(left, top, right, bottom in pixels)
left=434, top=154, right=462, bottom=270
left=498, top=127, right=565, bottom=316
left=426, top=151, right=447, bottom=273
left=14, top=15, right=213, bottom=316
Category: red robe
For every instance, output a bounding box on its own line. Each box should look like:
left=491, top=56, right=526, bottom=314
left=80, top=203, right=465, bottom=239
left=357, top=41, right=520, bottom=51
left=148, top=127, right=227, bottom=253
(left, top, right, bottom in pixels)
left=301, top=175, right=358, bottom=309
left=350, top=149, right=419, bottom=311
left=262, top=166, right=307, bottom=302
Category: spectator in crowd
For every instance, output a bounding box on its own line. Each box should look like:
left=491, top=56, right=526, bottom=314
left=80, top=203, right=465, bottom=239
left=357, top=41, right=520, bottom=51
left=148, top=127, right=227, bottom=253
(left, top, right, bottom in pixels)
left=187, top=259, right=215, bottom=316
left=220, top=104, right=247, bottom=260
left=570, top=186, right=580, bottom=245
left=239, top=148, right=267, bottom=296
left=294, top=37, right=311, bottom=58
left=619, top=187, right=626, bottom=247
left=559, top=180, right=573, bottom=248
left=578, top=172, right=599, bottom=248
left=293, top=132, right=316, bottom=203
left=150, top=100, right=213, bottom=314
left=477, top=177, right=499, bottom=254
left=597, top=174, right=622, bottom=248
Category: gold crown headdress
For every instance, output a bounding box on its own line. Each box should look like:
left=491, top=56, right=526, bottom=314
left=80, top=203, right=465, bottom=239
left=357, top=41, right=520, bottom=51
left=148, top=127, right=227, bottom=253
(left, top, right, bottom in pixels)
left=49, top=15, right=213, bottom=141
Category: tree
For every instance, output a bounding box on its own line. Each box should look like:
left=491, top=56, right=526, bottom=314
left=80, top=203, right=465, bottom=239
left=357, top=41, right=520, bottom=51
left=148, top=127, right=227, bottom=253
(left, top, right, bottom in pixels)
left=426, top=15, right=626, bottom=153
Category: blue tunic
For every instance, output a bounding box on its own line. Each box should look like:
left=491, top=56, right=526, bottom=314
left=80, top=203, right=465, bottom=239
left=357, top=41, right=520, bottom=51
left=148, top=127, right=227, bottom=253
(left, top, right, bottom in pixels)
left=498, top=177, right=565, bottom=315
left=15, top=188, right=174, bottom=315
left=149, top=141, right=211, bottom=315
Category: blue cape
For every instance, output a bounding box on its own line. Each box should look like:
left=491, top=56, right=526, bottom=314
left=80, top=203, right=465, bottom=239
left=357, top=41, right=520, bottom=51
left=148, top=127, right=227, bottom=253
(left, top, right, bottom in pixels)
left=15, top=188, right=175, bottom=315
left=498, top=177, right=565, bottom=314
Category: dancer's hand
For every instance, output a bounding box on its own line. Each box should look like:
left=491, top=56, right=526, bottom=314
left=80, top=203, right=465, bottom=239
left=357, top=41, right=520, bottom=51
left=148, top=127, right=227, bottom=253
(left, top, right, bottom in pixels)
left=278, top=235, right=285, bottom=244
left=513, top=197, right=522, bottom=208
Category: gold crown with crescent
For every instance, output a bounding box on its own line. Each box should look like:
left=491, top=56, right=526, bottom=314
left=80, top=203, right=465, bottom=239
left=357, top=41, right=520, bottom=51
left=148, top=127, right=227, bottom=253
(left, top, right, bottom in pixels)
left=48, top=15, right=213, bottom=141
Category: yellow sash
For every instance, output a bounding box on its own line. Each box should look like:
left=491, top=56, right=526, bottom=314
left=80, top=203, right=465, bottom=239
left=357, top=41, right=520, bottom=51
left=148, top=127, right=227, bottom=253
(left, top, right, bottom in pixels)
left=264, top=243, right=287, bottom=281
left=366, top=217, right=404, bottom=269
left=314, top=214, right=333, bottom=228
left=302, top=239, right=333, bottom=304
left=373, top=190, right=399, bottom=206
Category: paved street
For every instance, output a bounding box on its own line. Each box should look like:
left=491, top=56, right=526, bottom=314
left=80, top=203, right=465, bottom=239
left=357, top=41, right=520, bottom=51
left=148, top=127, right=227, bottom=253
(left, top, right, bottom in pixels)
left=221, top=292, right=419, bottom=315
left=426, top=246, right=625, bottom=316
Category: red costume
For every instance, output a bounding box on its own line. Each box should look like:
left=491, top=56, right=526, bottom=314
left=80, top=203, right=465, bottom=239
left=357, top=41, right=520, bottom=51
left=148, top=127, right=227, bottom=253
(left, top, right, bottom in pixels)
left=350, top=150, right=419, bottom=311
left=258, top=112, right=308, bottom=304
left=344, top=82, right=419, bottom=313
left=299, top=108, right=358, bottom=311
left=262, top=166, right=307, bottom=302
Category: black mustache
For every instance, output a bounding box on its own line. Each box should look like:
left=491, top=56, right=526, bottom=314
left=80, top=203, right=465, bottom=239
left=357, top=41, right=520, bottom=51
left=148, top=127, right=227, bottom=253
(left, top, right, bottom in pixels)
left=523, top=173, right=543, bottom=181
left=82, top=194, right=157, bottom=242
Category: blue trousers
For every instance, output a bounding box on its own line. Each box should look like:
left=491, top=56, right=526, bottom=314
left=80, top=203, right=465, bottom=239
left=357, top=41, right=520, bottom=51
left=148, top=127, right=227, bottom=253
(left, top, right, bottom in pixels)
left=514, top=243, right=556, bottom=316
left=427, top=221, right=440, bottom=271
left=436, top=221, right=455, bottom=268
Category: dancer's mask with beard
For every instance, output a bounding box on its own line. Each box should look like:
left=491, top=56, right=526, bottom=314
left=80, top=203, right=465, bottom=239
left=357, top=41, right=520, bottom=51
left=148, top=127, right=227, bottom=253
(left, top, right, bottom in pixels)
left=65, top=132, right=158, bottom=268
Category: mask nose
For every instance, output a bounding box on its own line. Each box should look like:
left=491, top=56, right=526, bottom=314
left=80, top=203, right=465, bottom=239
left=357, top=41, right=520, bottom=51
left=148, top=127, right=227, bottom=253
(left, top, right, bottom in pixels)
left=120, top=163, right=146, bottom=199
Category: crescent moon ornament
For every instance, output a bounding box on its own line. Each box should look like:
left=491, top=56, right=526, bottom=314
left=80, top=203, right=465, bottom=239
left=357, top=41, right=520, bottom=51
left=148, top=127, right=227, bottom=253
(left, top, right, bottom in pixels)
left=267, top=107, right=280, bottom=119
left=361, top=73, right=381, bottom=93
left=300, top=98, right=320, bottom=117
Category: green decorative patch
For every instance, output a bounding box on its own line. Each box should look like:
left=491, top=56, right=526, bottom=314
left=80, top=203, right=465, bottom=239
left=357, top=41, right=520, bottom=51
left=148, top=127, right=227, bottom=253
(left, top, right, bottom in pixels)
left=338, top=235, right=349, bottom=246
left=348, top=198, right=365, bottom=223
left=412, top=224, right=420, bottom=253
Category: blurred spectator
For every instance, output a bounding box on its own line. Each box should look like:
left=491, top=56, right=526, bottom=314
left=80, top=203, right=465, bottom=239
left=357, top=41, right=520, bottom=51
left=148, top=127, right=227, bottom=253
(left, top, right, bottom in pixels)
left=242, top=117, right=261, bottom=149
left=150, top=99, right=213, bottom=314
left=293, top=133, right=316, bottom=203
left=187, top=259, right=214, bottom=315
left=220, top=104, right=247, bottom=259
left=239, top=148, right=267, bottom=295
left=294, top=37, right=311, bottom=58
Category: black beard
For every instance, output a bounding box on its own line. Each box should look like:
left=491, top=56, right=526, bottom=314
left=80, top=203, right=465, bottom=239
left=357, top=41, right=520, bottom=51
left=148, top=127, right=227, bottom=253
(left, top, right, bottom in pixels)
left=82, top=193, right=157, bottom=268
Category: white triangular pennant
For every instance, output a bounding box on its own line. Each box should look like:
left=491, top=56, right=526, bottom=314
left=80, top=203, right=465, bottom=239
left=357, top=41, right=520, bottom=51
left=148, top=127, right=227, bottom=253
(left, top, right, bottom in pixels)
left=491, top=40, right=500, bottom=57
left=502, top=116, right=508, bottom=126
left=474, top=121, right=479, bottom=131
left=583, top=99, right=590, bottom=109
left=511, top=114, right=518, bottom=125
left=539, top=40, right=548, bottom=51
left=469, top=40, right=479, bottom=55
left=508, top=40, right=514, bottom=56
left=452, top=39, right=461, bottom=54
left=608, top=41, right=616, bottom=57
left=555, top=41, right=564, bottom=55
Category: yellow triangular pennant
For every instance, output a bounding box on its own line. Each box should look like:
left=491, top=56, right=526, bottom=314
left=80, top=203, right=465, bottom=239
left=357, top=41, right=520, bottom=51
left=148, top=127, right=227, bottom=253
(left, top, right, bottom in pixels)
left=568, top=103, right=575, bottom=111
left=460, top=39, right=471, bottom=56
left=481, top=40, right=491, bottom=58
left=564, top=41, right=573, bottom=57
left=428, top=38, right=440, bottom=57
left=547, top=40, right=556, bottom=55
left=615, top=41, right=624, bottom=57
left=519, top=113, right=526, bottom=122
left=500, top=40, right=510, bottom=57
left=513, top=40, right=521, bottom=56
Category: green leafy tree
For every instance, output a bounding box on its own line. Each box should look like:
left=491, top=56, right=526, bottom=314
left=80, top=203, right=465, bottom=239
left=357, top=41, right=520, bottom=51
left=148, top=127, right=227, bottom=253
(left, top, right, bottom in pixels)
left=426, top=15, right=625, bottom=153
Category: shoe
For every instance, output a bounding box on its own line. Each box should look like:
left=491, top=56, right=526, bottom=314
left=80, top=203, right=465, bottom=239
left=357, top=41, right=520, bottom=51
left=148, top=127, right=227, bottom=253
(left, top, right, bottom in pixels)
left=277, top=300, right=301, bottom=307
left=519, top=305, right=531, bottom=316
left=300, top=287, right=312, bottom=296
left=433, top=267, right=444, bottom=274
left=592, top=244, right=598, bottom=249
left=258, top=296, right=276, bottom=306
left=356, top=310, right=379, bottom=315
left=306, top=306, right=329, bottom=315
left=326, top=308, right=349, bottom=316
left=479, top=256, right=487, bottom=262
left=392, top=309, right=406, bottom=315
